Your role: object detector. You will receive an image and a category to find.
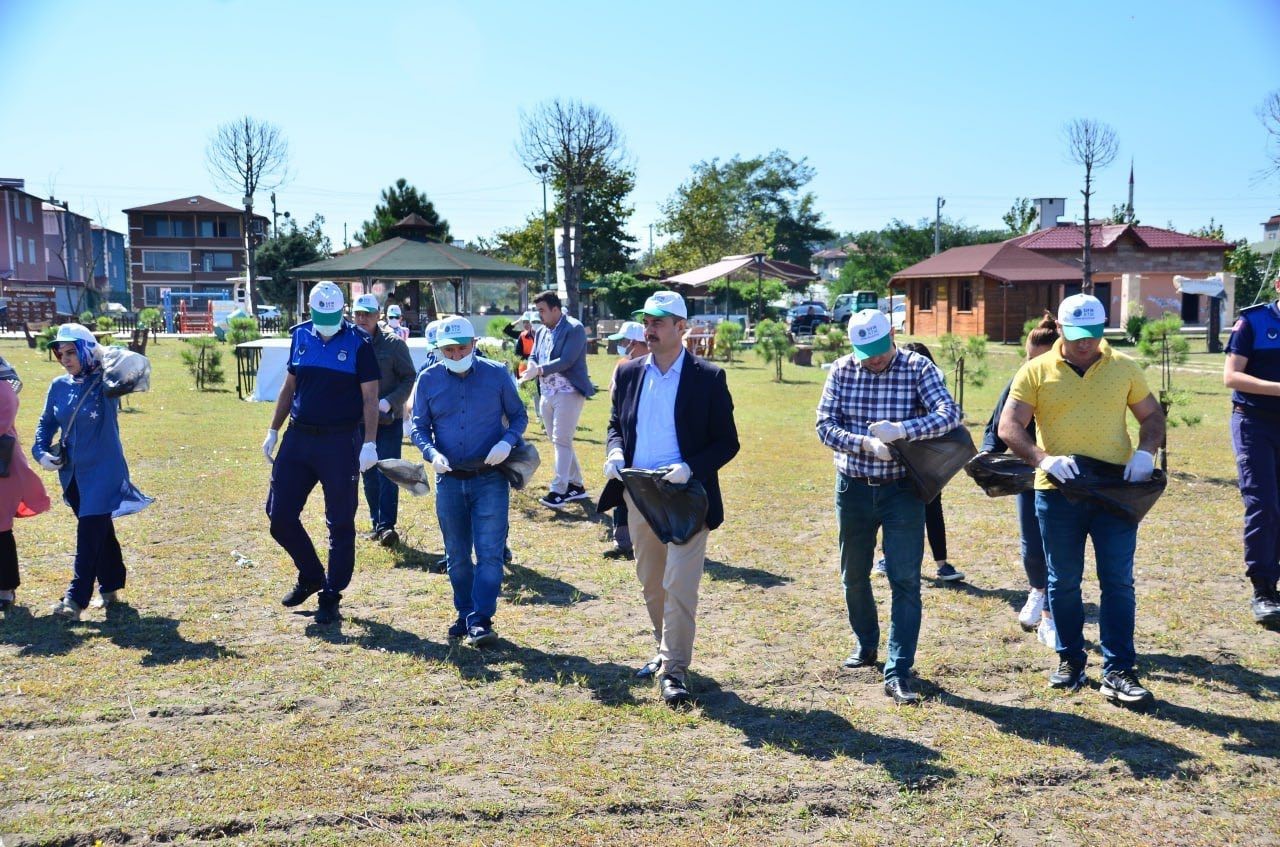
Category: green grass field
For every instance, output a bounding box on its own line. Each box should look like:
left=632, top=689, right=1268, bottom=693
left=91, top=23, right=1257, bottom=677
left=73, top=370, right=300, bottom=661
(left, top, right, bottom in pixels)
left=0, top=336, right=1276, bottom=846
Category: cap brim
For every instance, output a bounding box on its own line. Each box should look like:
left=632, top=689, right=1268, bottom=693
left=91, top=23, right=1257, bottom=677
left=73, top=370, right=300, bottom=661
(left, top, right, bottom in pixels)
left=606, top=332, right=626, bottom=340
left=1061, top=323, right=1105, bottom=340
left=852, top=334, right=893, bottom=361
left=435, top=335, right=474, bottom=348
left=631, top=308, right=684, bottom=320
left=311, top=310, right=343, bottom=327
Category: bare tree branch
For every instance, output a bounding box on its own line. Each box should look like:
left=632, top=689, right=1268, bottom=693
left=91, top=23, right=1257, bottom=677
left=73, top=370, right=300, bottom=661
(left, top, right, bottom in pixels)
left=1256, top=89, right=1280, bottom=183
left=205, top=116, right=290, bottom=199
left=1064, top=119, right=1119, bottom=293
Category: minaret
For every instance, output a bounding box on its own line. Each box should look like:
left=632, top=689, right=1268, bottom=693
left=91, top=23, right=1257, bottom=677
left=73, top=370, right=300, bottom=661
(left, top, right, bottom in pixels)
left=1125, top=160, right=1135, bottom=224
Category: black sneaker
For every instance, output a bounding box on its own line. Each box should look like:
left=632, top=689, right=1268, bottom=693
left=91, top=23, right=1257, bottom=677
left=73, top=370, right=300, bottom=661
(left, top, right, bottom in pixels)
left=539, top=491, right=569, bottom=510
left=1049, top=656, right=1087, bottom=691
left=314, top=591, right=341, bottom=625
left=1100, top=669, right=1154, bottom=708
left=564, top=483, right=590, bottom=502
left=428, top=556, right=448, bottom=575
left=1251, top=588, right=1280, bottom=625
left=935, top=563, right=965, bottom=582
left=378, top=528, right=400, bottom=548
left=463, top=625, right=498, bottom=647
left=504, top=546, right=514, bottom=564
left=602, top=546, right=634, bottom=560
left=281, top=579, right=323, bottom=608
left=447, top=619, right=468, bottom=642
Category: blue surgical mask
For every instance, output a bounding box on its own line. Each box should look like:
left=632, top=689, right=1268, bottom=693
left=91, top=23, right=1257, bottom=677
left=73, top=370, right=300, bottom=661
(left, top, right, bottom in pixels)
left=441, top=353, right=474, bottom=373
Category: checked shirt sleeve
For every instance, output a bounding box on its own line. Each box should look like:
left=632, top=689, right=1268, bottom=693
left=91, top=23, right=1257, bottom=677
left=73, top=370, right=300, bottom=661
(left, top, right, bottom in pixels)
left=902, top=360, right=962, bottom=440
left=815, top=363, right=869, bottom=454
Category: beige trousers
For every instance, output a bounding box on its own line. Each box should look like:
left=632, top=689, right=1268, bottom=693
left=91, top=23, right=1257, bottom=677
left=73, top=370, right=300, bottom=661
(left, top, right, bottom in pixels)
left=625, top=491, right=710, bottom=681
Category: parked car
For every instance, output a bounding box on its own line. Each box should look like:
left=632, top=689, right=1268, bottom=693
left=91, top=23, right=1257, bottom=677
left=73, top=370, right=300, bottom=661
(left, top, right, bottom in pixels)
left=786, top=304, right=830, bottom=334
left=888, top=302, right=906, bottom=332
left=256, top=305, right=282, bottom=320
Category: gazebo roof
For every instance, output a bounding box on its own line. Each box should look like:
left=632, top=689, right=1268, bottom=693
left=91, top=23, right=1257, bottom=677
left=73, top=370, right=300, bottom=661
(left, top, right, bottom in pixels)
left=290, top=236, right=536, bottom=280
left=662, top=253, right=819, bottom=294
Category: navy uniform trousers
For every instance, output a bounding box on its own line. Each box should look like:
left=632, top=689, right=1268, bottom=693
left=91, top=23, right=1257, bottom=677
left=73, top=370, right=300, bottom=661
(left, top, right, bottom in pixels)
left=266, top=426, right=361, bottom=593
left=1232, top=409, right=1280, bottom=587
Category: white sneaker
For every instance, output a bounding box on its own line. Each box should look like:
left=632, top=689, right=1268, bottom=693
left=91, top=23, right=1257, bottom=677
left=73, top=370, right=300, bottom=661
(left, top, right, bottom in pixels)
left=90, top=590, right=119, bottom=609
left=873, top=558, right=887, bottom=576
left=50, top=597, right=83, bottom=621
left=1037, top=616, right=1057, bottom=648
left=1018, top=589, right=1046, bottom=631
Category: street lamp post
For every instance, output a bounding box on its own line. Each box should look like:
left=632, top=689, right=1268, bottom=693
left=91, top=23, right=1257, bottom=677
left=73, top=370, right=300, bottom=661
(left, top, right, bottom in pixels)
left=534, top=164, right=551, bottom=292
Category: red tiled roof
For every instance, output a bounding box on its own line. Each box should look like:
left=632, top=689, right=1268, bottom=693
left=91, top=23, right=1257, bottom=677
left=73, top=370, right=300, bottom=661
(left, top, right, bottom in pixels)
left=891, top=242, right=1081, bottom=284
left=1264, top=214, right=1280, bottom=226
left=1008, top=223, right=1228, bottom=251
left=122, top=195, right=266, bottom=219
left=811, top=248, right=847, bottom=260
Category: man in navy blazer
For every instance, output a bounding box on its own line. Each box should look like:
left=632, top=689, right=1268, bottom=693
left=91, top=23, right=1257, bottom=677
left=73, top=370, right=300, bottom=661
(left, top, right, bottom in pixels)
left=525, top=291, right=596, bottom=510
left=597, top=291, right=740, bottom=707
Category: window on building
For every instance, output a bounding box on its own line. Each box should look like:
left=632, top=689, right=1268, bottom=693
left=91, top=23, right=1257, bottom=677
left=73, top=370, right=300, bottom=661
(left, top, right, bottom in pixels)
left=142, top=250, right=191, bottom=273
left=24, top=197, right=32, bottom=223
left=201, top=252, right=236, bottom=272
left=29, top=239, right=36, bottom=264
left=957, top=279, right=974, bottom=312
left=919, top=282, right=935, bottom=311
left=143, top=215, right=193, bottom=237
left=15, top=238, right=22, bottom=264
left=198, top=217, right=240, bottom=238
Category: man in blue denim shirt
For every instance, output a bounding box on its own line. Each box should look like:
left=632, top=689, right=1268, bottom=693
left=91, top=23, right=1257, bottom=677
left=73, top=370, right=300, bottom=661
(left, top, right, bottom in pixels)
left=816, top=309, right=961, bottom=705
left=410, top=317, right=528, bottom=646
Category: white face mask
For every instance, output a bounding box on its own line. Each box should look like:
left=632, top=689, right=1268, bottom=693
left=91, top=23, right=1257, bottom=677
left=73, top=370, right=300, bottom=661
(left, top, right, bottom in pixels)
left=440, top=353, right=474, bottom=373
left=388, top=318, right=401, bottom=329
left=315, top=321, right=341, bottom=339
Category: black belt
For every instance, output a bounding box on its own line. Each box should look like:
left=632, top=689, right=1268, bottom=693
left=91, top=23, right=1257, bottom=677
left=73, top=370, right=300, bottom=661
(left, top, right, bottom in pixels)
left=289, top=420, right=358, bottom=436
left=445, top=466, right=500, bottom=480
left=845, top=475, right=906, bottom=487
left=1233, top=404, right=1280, bottom=424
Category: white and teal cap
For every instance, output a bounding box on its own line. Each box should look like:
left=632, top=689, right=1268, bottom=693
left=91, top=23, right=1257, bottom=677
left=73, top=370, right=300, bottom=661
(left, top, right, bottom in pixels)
left=424, top=319, right=442, bottom=350
left=847, top=309, right=892, bottom=361
left=1057, top=293, right=1106, bottom=340
left=633, top=290, right=687, bottom=320
left=352, top=293, right=380, bottom=313
left=308, top=281, right=345, bottom=328
left=386, top=304, right=402, bottom=318
left=608, top=321, right=646, bottom=342
left=435, top=316, right=475, bottom=347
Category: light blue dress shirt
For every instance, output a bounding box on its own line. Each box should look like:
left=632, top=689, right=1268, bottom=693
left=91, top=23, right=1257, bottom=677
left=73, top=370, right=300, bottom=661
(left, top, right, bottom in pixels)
left=410, top=357, right=528, bottom=464
left=632, top=353, right=684, bottom=470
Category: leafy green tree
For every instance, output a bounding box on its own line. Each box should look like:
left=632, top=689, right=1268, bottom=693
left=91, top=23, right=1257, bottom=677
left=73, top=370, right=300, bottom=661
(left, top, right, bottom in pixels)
left=656, top=150, right=835, bottom=271
left=706, top=277, right=788, bottom=322
left=357, top=179, right=450, bottom=246
left=254, top=215, right=332, bottom=307
left=226, top=316, right=260, bottom=346
left=594, top=272, right=662, bottom=318
left=180, top=338, right=225, bottom=390
left=1228, top=241, right=1274, bottom=310
left=713, top=321, right=743, bottom=362
left=829, top=219, right=1005, bottom=298
left=1003, top=198, right=1038, bottom=235
left=812, top=324, right=850, bottom=365
left=753, top=319, right=793, bottom=382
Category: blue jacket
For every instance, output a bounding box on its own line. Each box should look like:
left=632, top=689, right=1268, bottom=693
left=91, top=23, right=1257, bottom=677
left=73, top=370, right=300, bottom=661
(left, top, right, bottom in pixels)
left=32, top=369, right=151, bottom=518
left=532, top=315, right=595, bottom=398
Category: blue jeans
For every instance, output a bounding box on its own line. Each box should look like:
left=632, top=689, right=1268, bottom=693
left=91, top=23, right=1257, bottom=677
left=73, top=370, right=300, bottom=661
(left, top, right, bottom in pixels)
left=836, top=474, right=925, bottom=680
left=1016, top=489, right=1048, bottom=590
left=436, top=470, right=510, bottom=629
left=1036, top=489, right=1138, bottom=673
left=361, top=421, right=404, bottom=533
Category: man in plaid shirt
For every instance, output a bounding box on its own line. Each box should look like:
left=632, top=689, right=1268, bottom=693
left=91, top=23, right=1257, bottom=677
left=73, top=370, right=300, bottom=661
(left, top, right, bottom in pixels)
left=816, top=309, right=961, bottom=705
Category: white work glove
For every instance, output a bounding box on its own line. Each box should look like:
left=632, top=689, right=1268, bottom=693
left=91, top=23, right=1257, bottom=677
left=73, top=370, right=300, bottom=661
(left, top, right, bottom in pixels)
left=358, top=442, right=378, bottom=473
left=1124, top=449, right=1155, bottom=482
left=862, top=436, right=892, bottom=461
left=868, top=420, right=907, bottom=443
left=378, top=398, right=391, bottom=414
left=431, top=452, right=452, bottom=474
left=38, top=452, right=63, bottom=471
left=603, top=449, right=625, bottom=481
left=484, top=440, right=512, bottom=466
left=262, top=429, right=279, bottom=465
left=1038, top=455, right=1080, bottom=481
left=523, top=361, right=542, bottom=380
left=661, top=462, right=692, bottom=485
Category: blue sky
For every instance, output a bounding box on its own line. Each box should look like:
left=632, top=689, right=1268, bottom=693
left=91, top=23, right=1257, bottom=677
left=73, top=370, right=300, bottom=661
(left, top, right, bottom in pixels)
left=3, top=0, right=1278, bottom=253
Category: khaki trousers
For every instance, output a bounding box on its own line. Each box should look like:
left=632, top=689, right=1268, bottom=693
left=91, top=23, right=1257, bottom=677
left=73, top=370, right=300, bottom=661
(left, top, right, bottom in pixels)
left=625, top=491, right=709, bottom=681
left=538, top=390, right=585, bottom=494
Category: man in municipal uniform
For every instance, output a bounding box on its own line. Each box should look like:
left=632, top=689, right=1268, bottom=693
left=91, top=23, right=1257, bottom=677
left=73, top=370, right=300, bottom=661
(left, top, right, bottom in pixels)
left=598, top=291, right=740, bottom=707
left=815, top=309, right=961, bottom=705
left=1223, top=274, right=1280, bottom=626
left=351, top=293, right=416, bottom=547
left=263, top=282, right=381, bottom=625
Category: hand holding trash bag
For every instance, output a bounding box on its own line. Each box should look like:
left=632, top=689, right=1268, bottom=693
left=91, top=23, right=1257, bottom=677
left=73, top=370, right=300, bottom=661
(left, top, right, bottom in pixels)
left=603, top=449, right=625, bottom=481
left=862, top=436, right=892, bottom=461
left=431, top=453, right=452, bottom=474
left=1038, top=454, right=1079, bottom=481
left=868, top=420, right=907, bottom=443
left=1123, top=450, right=1154, bottom=482
left=484, top=440, right=512, bottom=466
left=661, top=462, right=691, bottom=484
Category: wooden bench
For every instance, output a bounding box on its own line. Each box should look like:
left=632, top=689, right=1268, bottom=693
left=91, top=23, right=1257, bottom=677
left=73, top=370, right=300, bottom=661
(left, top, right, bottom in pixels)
left=596, top=320, right=624, bottom=355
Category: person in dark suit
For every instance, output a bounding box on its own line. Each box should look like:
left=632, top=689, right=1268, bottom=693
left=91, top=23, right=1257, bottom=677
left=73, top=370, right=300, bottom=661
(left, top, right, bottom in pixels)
left=596, top=291, right=740, bottom=707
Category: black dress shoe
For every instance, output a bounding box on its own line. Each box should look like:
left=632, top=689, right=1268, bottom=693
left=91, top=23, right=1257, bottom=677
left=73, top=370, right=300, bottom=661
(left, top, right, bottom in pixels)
left=659, top=673, right=691, bottom=707
left=281, top=579, right=323, bottom=608
left=1251, top=588, right=1280, bottom=625
left=314, top=591, right=341, bottom=625
left=635, top=657, right=662, bottom=679
left=884, top=675, right=922, bottom=705
left=843, top=650, right=877, bottom=669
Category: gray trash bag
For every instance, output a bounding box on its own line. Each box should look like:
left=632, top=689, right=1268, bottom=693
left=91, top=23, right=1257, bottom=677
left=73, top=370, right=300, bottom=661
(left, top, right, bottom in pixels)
left=889, top=425, right=977, bottom=504
left=964, top=451, right=1035, bottom=497
left=497, top=441, right=540, bottom=490
left=619, top=468, right=708, bottom=545
left=1049, top=455, right=1167, bottom=524
left=101, top=347, right=151, bottom=398
left=375, top=459, right=431, bottom=496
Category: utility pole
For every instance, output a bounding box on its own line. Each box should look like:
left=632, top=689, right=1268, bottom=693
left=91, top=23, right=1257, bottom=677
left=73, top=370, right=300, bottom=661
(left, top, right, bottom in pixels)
left=535, top=164, right=550, bottom=291
left=934, top=196, right=946, bottom=255
left=648, top=223, right=654, bottom=259
left=271, top=191, right=278, bottom=237
left=343, top=222, right=348, bottom=250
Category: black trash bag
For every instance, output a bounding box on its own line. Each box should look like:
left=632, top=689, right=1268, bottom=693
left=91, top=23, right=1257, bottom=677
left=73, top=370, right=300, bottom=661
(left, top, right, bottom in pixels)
left=889, top=425, right=977, bottom=504
left=101, top=347, right=151, bottom=398
left=619, top=468, right=709, bottom=545
left=375, top=459, right=431, bottom=496
left=497, top=441, right=540, bottom=491
left=965, top=451, right=1036, bottom=497
left=1048, top=455, right=1167, bottom=524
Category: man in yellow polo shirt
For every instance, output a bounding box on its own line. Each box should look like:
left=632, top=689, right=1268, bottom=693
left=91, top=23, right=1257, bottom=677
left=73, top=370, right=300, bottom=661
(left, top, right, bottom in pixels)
left=998, top=293, right=1165, bottom=708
